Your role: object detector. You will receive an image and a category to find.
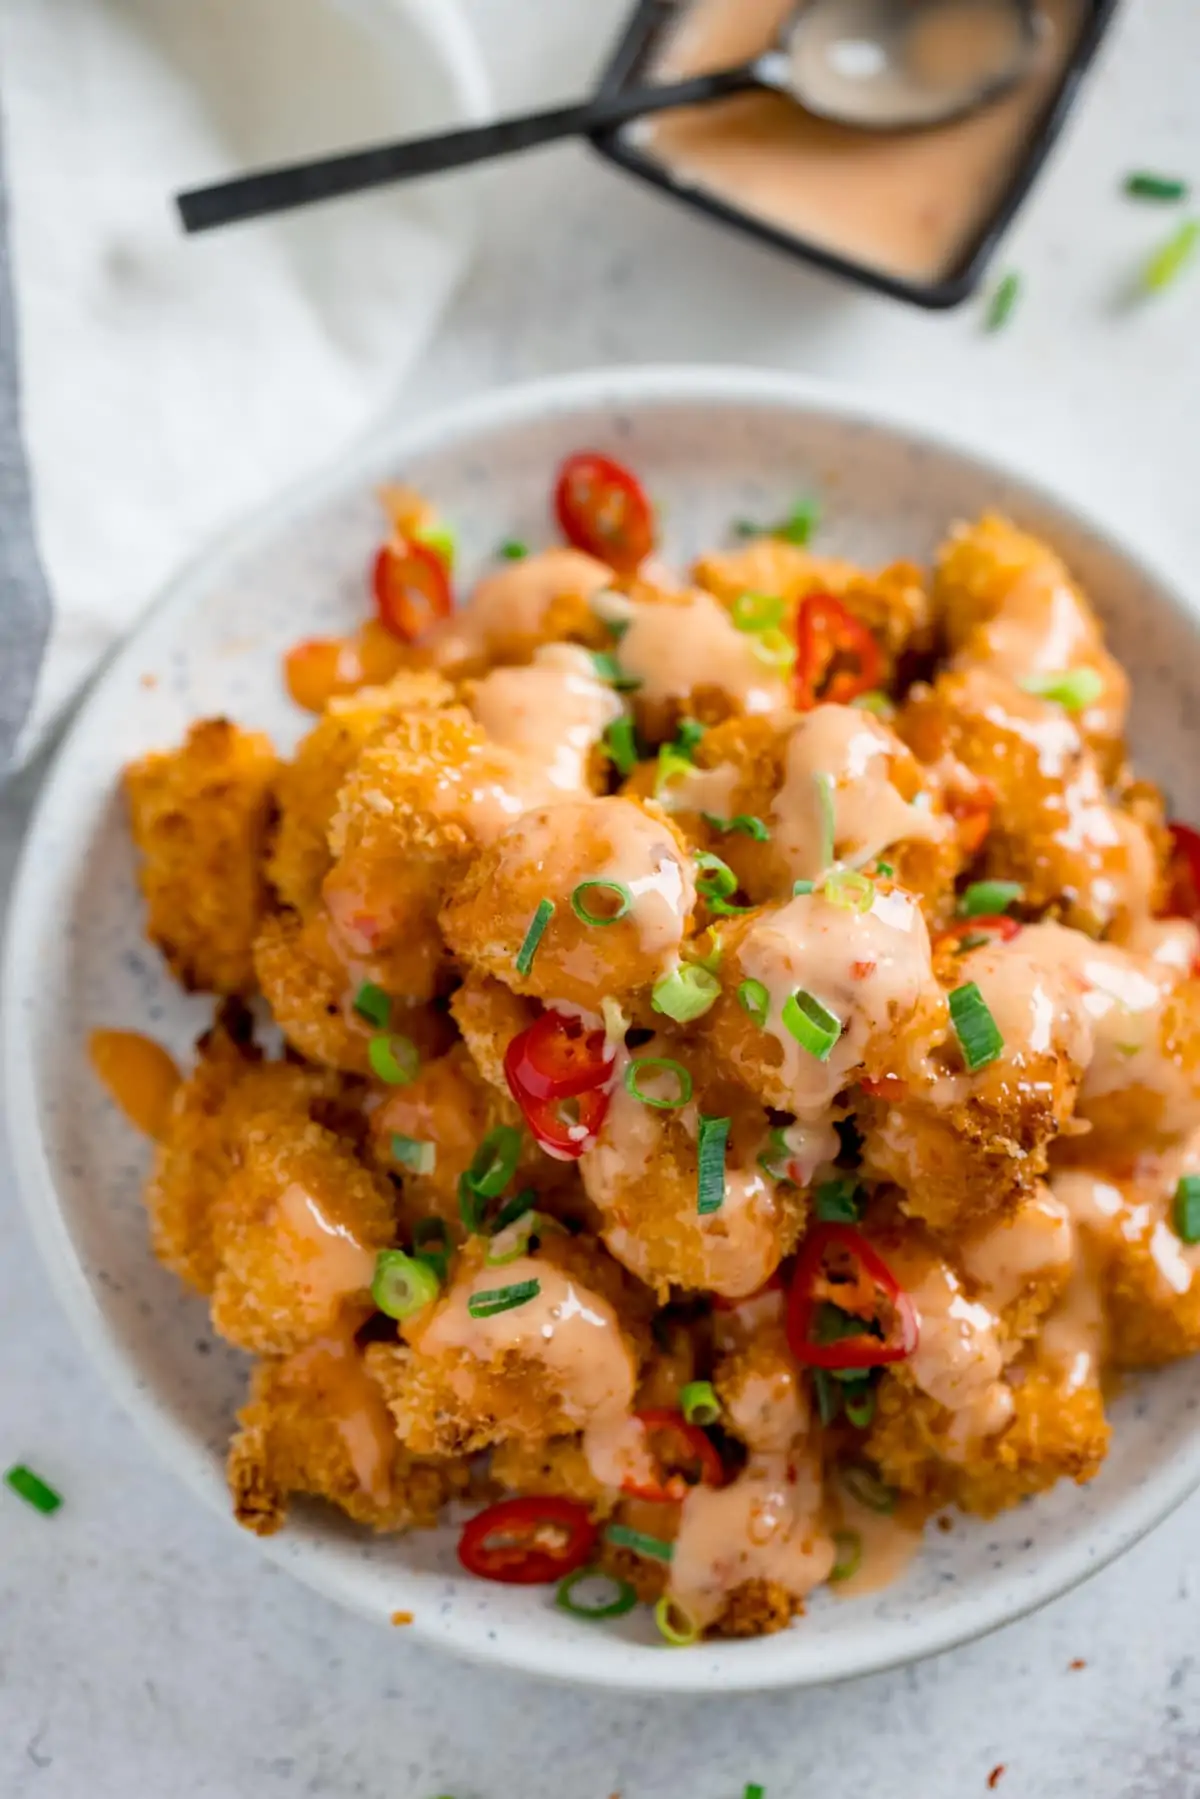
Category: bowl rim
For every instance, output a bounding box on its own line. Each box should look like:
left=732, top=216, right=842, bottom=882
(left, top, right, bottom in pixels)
left=7, top=361, right=1200, bottom=1695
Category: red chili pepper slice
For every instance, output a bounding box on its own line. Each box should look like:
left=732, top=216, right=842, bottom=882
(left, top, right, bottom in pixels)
left=619, top=1409, right=725, bottom=1504
left=504, top=1009, right=613, bottom=1102
left=934, top=915, right=1022, bottom=955
left=372, top=537, right=453, bottom=642
left=457, top=1496, right=597, bottom=1584
left=793, top=594, right=883, bottom=711
left=510, top=1080, right=613, bottom=1162
left=1165, top=823, right=1200, bottom=924
left=553, top=452, right=655, bottom=572
left=787, top=1224, right=919, bottom=1370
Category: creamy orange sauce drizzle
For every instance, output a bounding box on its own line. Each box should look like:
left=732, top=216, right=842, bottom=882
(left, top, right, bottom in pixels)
left=468, top=644, right=622, bottom=793
left=275, top=1183, right=378, bottom=1309
left=961, top=1185, right=1073, bottom=1312
left=772, top=705, right=947, bottom=880
left=426, top=548, right=612, bottom=669
left=736, top=886, right=937, bottom=1115
left=417, top=1254, right=636, bottom=1426
left=617, top=589, right=789, bottom=713
left=669, top=1453, right=834, bottom=1628
left=647, top=0, right=1084, bottom=284
left=88, top=1029, right=181, bottom=1139
left=284, top=1332, right=396, bottom=1507
left=927, top=934, right=1092, bottom=1110
left=885, top=1238, right=1012, bottom=1445
left=831, top=1492, right=924, bottom=1599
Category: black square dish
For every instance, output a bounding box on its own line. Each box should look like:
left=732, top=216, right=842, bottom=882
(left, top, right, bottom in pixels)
left=589, top=0, right=1120, bottom=309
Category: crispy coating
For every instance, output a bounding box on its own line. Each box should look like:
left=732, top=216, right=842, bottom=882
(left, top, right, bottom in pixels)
left=252, top=905, right=453, bottom=1075
left=693, top=540, right=932, bottom=673
left=490, top=1436, right=613, bottom=1513
left=125, top=718, right=278, bottom=994
left=449, top=975, right=537, bottom=1093
left=146, top=1010, right=343, bottom=1294
left=440, top=796, right=698, bottom=1012
left=868, top=1363, right=1109, bottom=1517
left=227, top=1339, right=468, bottom=1535
left=209, top=1114, right=397, bottom=1356
left=367, top=1234, right=653, bottom=1457
left=267, top=671, right=454, bottom=911
left=422, top=548, right=613, bottom=675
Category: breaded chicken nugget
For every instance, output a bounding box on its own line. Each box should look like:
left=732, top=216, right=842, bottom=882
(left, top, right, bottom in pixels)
left=125, top=717, right=277, bottom=994
left=422, top=548, right=613, bottom=675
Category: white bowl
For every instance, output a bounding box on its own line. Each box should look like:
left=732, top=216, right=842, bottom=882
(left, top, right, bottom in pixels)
left=7, top=367, right=1200, bottom=1694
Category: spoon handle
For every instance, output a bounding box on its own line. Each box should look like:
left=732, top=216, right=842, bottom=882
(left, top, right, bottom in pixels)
left=176, top=66, right=761, bottom=235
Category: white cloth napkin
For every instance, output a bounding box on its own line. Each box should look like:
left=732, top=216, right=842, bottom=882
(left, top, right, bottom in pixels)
left=0, top=0, right=487, bottom=770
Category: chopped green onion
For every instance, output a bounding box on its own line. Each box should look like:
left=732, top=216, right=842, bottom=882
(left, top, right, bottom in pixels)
left=954, top=931, right=991, bottom=955
left=590, top=650, right=641, bottom=691
left=4, top=1464, right=62, bottom=1515
left=844, top=1385, right=876, bottom=1430
left=353, top=981, right=391, bottom=1028
left=571, top=879, right=633, bottom=927
left=782, top=990, right=842, bottom=1062
left=701, top=813, right=770, bottom=842
left=491, top=1188, right=537, bottom=1234
left=652, top=963, right=721, bottom=1023
left=949, top=982, right=1004, bottom=1072
left=464, top=1125, right=523, bottom=1200
left=814, top=1176, right=862, bottom=1224
left=745, top=1785, right=765, bottom=1799
left=697, top=1115, right=730, bottom=1215
left=680, top=1380, right=721, bottom=1427
left=555, top=1568, right=638, bottom=1620
left=813, top=1368, right=842, bottom=1427
left=372, top=1249, right=441, bottom=1320
left=695, top=850, right=753, bottom=916
left=624, top=1056, right=693, bottom=1110
left=412, top=1217, right=450, bottom=1284
left=606, top=1522, right=675, bottom=1562
left=674, top=718, right=706, bottom=756
left=737, top=977, right=769, bottom=1028
left=485, top=1212, right=542, bottom=1265
left=775, top=498, right=819, bottom=545
left=466, top=1278, right=541, bottom=1320
left=875, top=861, right=894, bottom=879
left=757, top=1125, right=795, bottom=1182
left=499, top=538, right=528, bottom=560
left=814, top=771, right=836, bottom=870
left=814, top=1302, right=871, bottom=1349
left=689, top=928, right=723, bottom=976
left=1173, top=1174, right=1200, bottom=1244
left=655, top=747, right=694, bottom=798
left=1143, top=217, right=1200, bottom=293
left=851, top=691, right=892, bottom=717
left=985, top=270, right=1021, bottom=332
left=368, top=1033, right=420, bottom=1086
left=515, top=898, right=554, bottom=975
left=792, top=879, right=815, bottom=897
left=958, top=880, right=1024, bottom=918
left=654, top=1595, right=700, bottom=1646
left=829, top=1530, right=863, bottom=1582
left=1125, top=171, right=1189, bottom=202
left=1019, top=667, right=1104, bottom=710
left=731, top=591, right=785, bottom=634
left=825, top=869, right=875, bottom=914
left=416, top=520, right=456, bottom=567
left=840, top=1464, right=897, bottom=1514
left=602, top=715, right=639, bottom=778
left=391, top=1134, right=436, bottom=1176
left=749, top=627, right=797, bottom=673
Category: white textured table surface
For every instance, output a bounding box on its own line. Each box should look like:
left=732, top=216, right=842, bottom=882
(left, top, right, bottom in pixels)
left=4, top=2, right=1200, bottom=1794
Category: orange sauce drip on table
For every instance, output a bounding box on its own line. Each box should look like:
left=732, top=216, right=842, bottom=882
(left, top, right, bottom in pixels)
left=88, top=1030, right=181, bottom=1139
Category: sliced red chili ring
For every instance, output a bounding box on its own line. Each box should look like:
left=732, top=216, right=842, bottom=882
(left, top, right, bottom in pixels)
left=619, top=1409, right=725, bottom=1504
left=794, top=593, right=883, bottom=710
left=553, top=451, right=655, bottom=572
left=503, top=1055, right=613, bottom=1162
left=934, top=915, right=1022, bottom=955
left=788, top=1224, right=919, bottom=1370
left=1165, top=822, right=1200, bottom=924
left=372, top=536, right=454, bottom=642
left=457, top=1496, right=598, bottom=1584
left=504, top=1009, right=613, bottom=1102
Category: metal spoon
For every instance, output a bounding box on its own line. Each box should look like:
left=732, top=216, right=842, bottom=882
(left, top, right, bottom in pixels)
left=176, top=0, right=1039, bottom=236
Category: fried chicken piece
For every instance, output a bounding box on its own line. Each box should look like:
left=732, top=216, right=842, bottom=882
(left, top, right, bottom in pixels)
left=934, top=513, right=1128, bottom=775
left=208, top=1114, right=397, bottom=1356
left=367, top=1233, right=652, bottom=1458
left=252, top=904, right=453, bottom=1075
left=267, top=671, right=454, bottom=912
left=440, top=796, right=698, bottom=1012
left=449, top=975, right=537, bottom=1093
left=323, top=705, right=550, bottom=1000
left=145, top=1009, right=342, bottom=1293
left=461, top=644, right=622, bottom=796
left=490, top=1436, right=613, bottom=1513
left=612, top=587, right=792, bottom=744
left=421, top=548, right=613, bottom=675
left=582, top=1050, right=807, bottom=1300
left=125, top=717, right=278, bottom=994
left=693, top=540, right=932, bottom=674
left=227, top=1334, right=468, bottom=1535
left=900, top=665, right=1160, bottom=936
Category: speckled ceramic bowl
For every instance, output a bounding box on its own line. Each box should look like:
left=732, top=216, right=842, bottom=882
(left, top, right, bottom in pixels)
left=7, top=366, right=1200, bottom=1693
